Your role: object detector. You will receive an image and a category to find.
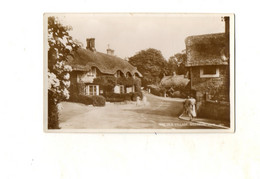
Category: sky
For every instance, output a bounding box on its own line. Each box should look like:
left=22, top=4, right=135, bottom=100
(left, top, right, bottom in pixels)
left=55, top=13, right=225, bottom=60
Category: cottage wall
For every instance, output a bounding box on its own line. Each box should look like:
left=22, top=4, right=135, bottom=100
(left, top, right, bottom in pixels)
left=191, top=65, right=229, bottom=100
left=190, top=65, right=230, bottom=121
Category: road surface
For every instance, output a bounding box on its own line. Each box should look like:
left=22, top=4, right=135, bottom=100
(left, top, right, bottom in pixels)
left=59, top=92, right=228, bottom=129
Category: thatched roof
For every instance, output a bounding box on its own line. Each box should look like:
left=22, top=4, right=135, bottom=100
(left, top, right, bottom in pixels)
left=160, top=75, right=190, bottom=88
left=67, top=48, right=142, bottom=77
left=147, top=84, right=159, bottom=89
left=185, top=33, right=229, bottom=67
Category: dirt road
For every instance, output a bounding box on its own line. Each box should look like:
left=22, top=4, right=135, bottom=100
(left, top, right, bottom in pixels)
left=59, top=92, right=227, bottom=129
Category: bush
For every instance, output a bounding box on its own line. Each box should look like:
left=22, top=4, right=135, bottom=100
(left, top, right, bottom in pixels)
left=122, top=93, right=132, bottom=101
left=78, top=95, right=93, bottom=105
left=106, top=97, right=125, bottom=102
left=92, top=95, right=106, bottom=106
left=68, top=92, right=79, bottom=102
left=131, top=92, right=143, bottom=101
left=150, top=87, right=163, bottom=96
left=131, top=92, right=138, bottom=101
left=104, top=92, right=142, bottom=102
left=104, top=93, right=128, bottom=102
left=69, top=94, right=106, bottom=106
left=136, top=91, right=143, bottom=99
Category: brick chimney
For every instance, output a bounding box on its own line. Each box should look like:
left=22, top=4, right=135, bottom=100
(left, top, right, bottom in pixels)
left=224, top=16, right=230, bottom=36
left=86, top=38, right=96, bottom=52
left=106, top=44, right=114, bottom=56
left=224, top=16, right=230, bottom=58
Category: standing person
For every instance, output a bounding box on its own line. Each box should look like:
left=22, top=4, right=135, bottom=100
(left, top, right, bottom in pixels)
left=179, top=96, right=197, bottom=121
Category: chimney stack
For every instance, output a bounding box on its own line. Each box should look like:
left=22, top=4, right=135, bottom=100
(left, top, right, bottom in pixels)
left=224, top=16, right=230, bottom=36
left=224, top=16, right=230, bottom=58
left=86, top=38, right=96, bottom=52
left=106, top=44, right=114, bottom=56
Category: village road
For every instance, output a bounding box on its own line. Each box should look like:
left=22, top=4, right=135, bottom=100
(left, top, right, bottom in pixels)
left=59, top=92, right=226, bottom=129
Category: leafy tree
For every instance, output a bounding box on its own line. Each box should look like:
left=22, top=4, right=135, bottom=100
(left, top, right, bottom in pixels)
left=167, top=51, right=187, bottom=75
left=47, top=16, right=79, bottom=129
left=166, top=56, right=178, bottom=75
left=129, top=48, right=167, bottom=87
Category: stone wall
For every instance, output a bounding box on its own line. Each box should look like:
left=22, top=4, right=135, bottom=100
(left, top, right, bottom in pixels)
left=191, top=65, right=229, bottom=101
left=199, top=100, right=230, bottom=121
left=191, top=65, right=230, bottom=121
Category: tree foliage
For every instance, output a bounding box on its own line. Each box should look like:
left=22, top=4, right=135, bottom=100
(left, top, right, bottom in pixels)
left=93, top=76, right=117, bottom=92
left=93, top=76, right=141, bottom=92
left=167, top=51, right=187, bottom=75
left=129, top=48, right=167, bottom=87
left=47, top=16, right=79, bottom=129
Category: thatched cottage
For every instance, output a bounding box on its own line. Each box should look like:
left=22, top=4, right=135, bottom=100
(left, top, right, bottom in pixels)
left=160, top=73, right=190, bottom=97
left=67, top=38, right=142, bottom=97
left=185, top=17, right=230, bottom=120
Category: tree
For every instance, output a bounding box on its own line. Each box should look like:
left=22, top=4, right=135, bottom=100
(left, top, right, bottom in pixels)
left=167, top=51, right=187, bottom=75
left=166, top=56, right=178, bottom=75
left=128, top=48, right=167, bottom=87
left=47, top=16, right=79, bottom=129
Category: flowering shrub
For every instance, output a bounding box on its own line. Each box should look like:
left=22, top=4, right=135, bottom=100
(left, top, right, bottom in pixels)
left=47, top=16, right=79, bottom=129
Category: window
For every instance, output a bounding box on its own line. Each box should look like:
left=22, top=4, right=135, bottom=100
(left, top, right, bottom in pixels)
left=120, top=85, right=124, bottom=94
left=126, top=72, right=131, bottom=78
left=86, top=85, right=99, bottom=95
left=87, top=68, right=96, bottom=77
left=116, top=70, right=123, bottom=78
left=200, top=66, right=219, bottom=78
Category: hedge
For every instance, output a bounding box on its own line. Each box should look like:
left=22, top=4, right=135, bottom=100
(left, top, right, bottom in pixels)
left=92, top=95, right=106, bottom=106
left=68, top=94, right=106, bottom=107
left=69, top=91, right=143, bottom=104
left=78, top=95, right=93, bottom=105
left=104, top=92, right=143, bottom=102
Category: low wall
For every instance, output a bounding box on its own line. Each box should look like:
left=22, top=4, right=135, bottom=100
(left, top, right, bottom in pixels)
left=199, top=100, right=230, bottom=120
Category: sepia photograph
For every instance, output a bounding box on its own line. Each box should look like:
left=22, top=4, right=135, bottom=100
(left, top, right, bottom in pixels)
left=3, top=0, right=260, bottom=177
left=44, top=13, right=234, bottom=132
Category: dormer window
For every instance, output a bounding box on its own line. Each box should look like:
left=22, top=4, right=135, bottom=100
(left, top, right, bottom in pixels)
left=87, top=67, right=96, bottom=77
left=126, top=72, right=132, bottom=78
left=116, top=70, right=123, bottom=78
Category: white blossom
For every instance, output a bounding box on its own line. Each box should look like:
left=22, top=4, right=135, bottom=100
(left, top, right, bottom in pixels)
left=63, top=73, right=70, bottom=80
left=55, top=61, right=64, bottom=69
left=64, top=65, right=72, bottom=72
left=48, top=72, right=60, bottom=90
left=65, top=45, right=72, bottom=51
left=62, top=88, right=70, bottom=99
left=57, top=103, right=64, bottom=112
left=62, top=80, right=71, bottom=88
